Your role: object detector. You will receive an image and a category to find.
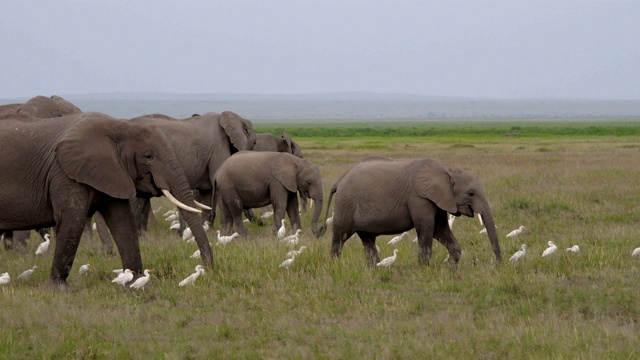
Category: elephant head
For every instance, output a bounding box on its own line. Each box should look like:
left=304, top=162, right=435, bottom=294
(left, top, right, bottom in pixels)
left=254, top=131, right=304, bottom=158
left=414, top=159, right=501, bottom=262
left=218, top=111, right=257, bottom=153
left=19, top=95, right=82, bottom=118
left=272, top=156, right=324, bottom=237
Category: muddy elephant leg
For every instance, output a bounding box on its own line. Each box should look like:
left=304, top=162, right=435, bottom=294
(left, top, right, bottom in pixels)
left=357, top=231, right=380, bottom=266
left=94, top=212, right=114, bottom=255
left=433, top=211, right=461, bottom=265
left=100, top=199, right=142, bottom=277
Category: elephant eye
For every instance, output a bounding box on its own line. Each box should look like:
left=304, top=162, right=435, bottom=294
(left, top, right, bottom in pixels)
left=143, top=153, right=154, bottom=161
left=468, top=190, right=475, bottom=196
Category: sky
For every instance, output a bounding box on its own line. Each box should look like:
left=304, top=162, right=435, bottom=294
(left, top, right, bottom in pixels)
left=1, top=0, right=639, bottom=100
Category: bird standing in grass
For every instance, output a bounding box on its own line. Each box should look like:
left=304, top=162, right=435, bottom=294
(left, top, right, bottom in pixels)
left=388, top=232, right=408, bottom=245
left=632, top=247, right=640, bottom=257
left=506, top=226, right=525, bottom=238
left=542, top=241, right=557, bottom=257
left=35, top=234, right=51, bottom=255
left=566, top=245, right=580, bottom=253
left=281, top=229, right=302, bottom=246
left=130, top=269, right=152, bottom=290
left=0, top=272, right=10, bottom=285
left=277, top=219, right=286, bottom=239
left=509, top=244, right=527, bottom=262
left=111, top=269, right=133, bottom=287
left=17, top=266, right=37, bottom=280
left=376, top=249, right=399, bottom=267
left=448, top=214, right=455, bottom=229
left=179, top=265, right=205, bottom=287
left=79, top=264, right=90, bottom=276
left=286, top=246, right=306, bottom=258
left=190, top=249, right=201, bottom=259
left=279, top=254, right=296, bottom=270
left=217, top=231, right=240, bottom=245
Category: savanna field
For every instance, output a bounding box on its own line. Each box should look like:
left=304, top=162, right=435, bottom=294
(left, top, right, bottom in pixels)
left=2, top=120, right=640, bottom=359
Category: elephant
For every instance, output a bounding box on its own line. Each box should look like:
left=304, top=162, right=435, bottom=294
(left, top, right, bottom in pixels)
left=127, top=111, right=257, bottom=234
left=212, top=151, right=324, bottom=237
left=0, top=112, right=213, bottom=286
left=0, top=95, right=81, bottom=118
left=319, top=156, right=501, bottom=266
left=254, top=131, right=304, bottom=158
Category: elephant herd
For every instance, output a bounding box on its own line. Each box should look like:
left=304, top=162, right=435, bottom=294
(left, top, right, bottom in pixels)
left=0, top=95, right=502, bottom=288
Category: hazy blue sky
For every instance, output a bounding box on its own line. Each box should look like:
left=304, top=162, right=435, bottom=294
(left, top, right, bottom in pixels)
left=1, top=1, right=638, bottom=99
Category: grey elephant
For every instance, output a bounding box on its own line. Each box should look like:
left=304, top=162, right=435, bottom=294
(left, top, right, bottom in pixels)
left=212, top=151, right=324, bottom=237
left=0, top=112, right=212, bottom=286
left=254, top=131, right=304, bottom=158
left=320, top=156, right=501, bottom=266
left=0, top=95, right=82, bottom=249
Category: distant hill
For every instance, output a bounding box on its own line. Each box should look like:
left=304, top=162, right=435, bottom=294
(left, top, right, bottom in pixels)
left=2, top=92, right=638, bottom=120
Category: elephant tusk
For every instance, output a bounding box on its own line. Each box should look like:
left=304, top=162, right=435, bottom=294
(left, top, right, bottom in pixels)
left=194, top=201, right=212, bottom=210
left=161, top=189, right=202, bottom=213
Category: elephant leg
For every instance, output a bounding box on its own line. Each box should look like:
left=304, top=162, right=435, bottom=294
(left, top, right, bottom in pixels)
left=13, top=230, right=30, bottom=249
left=330, top=228, right=354, bottom=258
left=285, top=192, right=302, bottom=232
left=50, top=214, right=89, bottom=285
left=100, top=199, right=142, bottom=277
left=414, top=221, right=436, bottom=265
left=357, top=231, right=380, bottom=266
left=243, top=208, right=264, bottom=226
left=137, top=199, right=152, bottom=235
left=94, top=212, right=114, bottom=255
left=433, top=211, right=461, bottom=265
left=2, top=231, right=14, bottom=250
left=82, top=218, right=93, bottom=240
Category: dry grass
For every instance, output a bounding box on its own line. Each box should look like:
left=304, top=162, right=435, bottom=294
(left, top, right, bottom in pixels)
left=2, top=128, right=640, bottom=359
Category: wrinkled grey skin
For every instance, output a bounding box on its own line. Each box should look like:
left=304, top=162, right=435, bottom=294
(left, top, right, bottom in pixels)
left=320, top=156, right=501, bottom=266
left=0, top=95, right=81, bottom=249
left=213, top=151, right=324, bottom=237
left=0, top=112, right=211, bottom=287
left=253, top=131, right=303, bottom=158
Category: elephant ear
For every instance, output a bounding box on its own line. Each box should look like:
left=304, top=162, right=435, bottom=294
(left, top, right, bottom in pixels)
left=413, top=159, right=458, bottom=214
left=271, top=154, right=298, bottom=193
left=220, top=111, right=250, bottom=151
left=281, top=131, right=293, bottom=153
left=55, top=115, right=136, bottom=199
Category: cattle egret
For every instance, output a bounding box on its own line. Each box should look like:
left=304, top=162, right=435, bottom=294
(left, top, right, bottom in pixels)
left=163, top=209, right=177, bottom=217
left=566, top=245, right=580, bottom=253
left=165, top=214, right=178, bottom=222
left=203, top=221, right=210, bottom=232
left=277, top=219, right=286, bottom=239
left=388, top=232, right=408, bottom=245
left=286, top=246, right=307, bottom=258
left=326, top=214, right=334, bottom=226
left=376, top=249, right=399, bottom=267
left=217, top=231, right=240, bottom=245
left=182, top=227, right=193, bottom=241
left=130, top=269, right=152, bottom=290
left=509, top=244, right=527, bottom=262
left=17, top=266, right=37, bottom=280
left=542, top=241, right=557, bottom=257
left=169, top=220, right=180, bottom=230
left=506, top=226, right=525, bottom=238
left=111, top=269, right=134, bottom=287
left=35, top=234, right=51, bottom=255
left=179, top=265, right=205, bottom=287
left=279, top=254, right=296, bottom=270
left=281, top=229, right=302, bottom=246
left=0, top=272, right=10, bottom=285
left=261, top=211, right=274, bottom=219
left=190, top=250, right=201, bottom=259
left=632, top=247, right=640, bottom=257
left=243, top=218, right=250, bottom=223
left=79, top=264, right=90, bottom=276
left=448, top=214, right=455, bottom=229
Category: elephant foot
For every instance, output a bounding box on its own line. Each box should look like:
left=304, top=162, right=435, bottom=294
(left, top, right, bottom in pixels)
left=418, top=253, right=431, bottom=266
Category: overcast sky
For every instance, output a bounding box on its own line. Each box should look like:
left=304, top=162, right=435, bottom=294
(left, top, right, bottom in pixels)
left=1, top=1, right=638, bottom=100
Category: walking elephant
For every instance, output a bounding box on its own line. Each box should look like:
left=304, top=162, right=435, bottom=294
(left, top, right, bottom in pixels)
left=213, top=151, right=324, bottom=237
left=0, top=95, right=81, bottom=118
left=320, top=156, right=501, bottom=266
left=254, top=131, right=304, bottom=158
left=0, top=112, right=212, bottom=286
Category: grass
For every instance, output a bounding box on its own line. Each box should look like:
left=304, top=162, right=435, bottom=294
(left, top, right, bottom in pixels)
left=2, top=120, right=640, bottom=359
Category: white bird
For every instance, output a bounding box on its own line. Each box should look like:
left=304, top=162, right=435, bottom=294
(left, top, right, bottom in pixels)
left=506, top=226, right=526, bottom=238
left=34, top=234, right=51, bottom=255
left=216, top=231, right=240, bottom=245
left=0, top=272, right=10, bottom=285
left=325, top=214, right=334, bottom=226
left=509, top=244, right=527, bottom=262
left=479, top=225, right=497, bottom=235
left=17, top=266, right=37, bottom=280
left=111, top=269, right=134, bottom=287
left=277, top=219, right=286, bottom=239
left=79, top=264, right=90, bottom=276
left=203, top=221, right=210, bottom=232
left=261, top=211, right=274, bottom=219
left=541, top=241, right=557, bottom=257
left=163, top=209, right=177, bottom=217
left=92, top=222, right=97, bottom=231
left=281, top=229, right=302, bottom=246
left=165, top=214, right=178, bottom=222
left=179, top=265, right=205, bottom=287
left=243, top=218, right=250, bottom=223
left=412, top=236, right=418, bottom=243
left=286, top=246, right=307, bottom=258
left=169, top=220, right=181, bottom=230
left=279, top=254, right=296, bottom=270
left=190, top=249, right=201, bottom=259
left=632, top=247, right=640, bottom=257
left=376, top=249, right=399, bottom=267
left=182, top=227, right=193, bottom=241
left=566, top=245, right=580, bottom=253
left=387, top=231, right=408, bottom=245
left=448, top=214, right=455, bottom=229
left=130, top=269, right=152, bottom=290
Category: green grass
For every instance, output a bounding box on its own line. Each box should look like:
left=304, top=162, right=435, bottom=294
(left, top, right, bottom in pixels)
left=2, top=120, right=640, bottom=359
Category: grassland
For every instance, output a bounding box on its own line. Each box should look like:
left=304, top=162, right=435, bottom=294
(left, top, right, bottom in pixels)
left=2, top=120, right=640, bottom=359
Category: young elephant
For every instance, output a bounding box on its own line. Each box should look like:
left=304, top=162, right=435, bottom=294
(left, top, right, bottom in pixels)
left=213, top=151, right=324, bottom=237
left=320, top=156, right=501, bottom=266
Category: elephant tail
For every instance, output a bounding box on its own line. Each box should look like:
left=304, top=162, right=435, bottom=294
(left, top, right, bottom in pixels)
left=317, top=183, right=337, bottom=237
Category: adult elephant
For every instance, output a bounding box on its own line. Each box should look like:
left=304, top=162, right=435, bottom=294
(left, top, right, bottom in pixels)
left=129, top=111, right=257, bottom=232
left=0, top=95, right=81, bottom=118
left=0, top=112, right=212, bottom=286
left=320, top=156, right=501, bottom=266
left=212, top=151, right=324, bottom=237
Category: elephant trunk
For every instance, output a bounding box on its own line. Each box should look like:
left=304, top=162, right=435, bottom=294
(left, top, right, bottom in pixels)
left=310, top=198, right=324, bottom=238
left=477, top=198, right=502, bottom=263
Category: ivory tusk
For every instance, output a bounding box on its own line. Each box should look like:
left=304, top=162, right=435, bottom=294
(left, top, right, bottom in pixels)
left=194, top=201, right=212, bottom=210
left=161, top=189, right=201, bottom=213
